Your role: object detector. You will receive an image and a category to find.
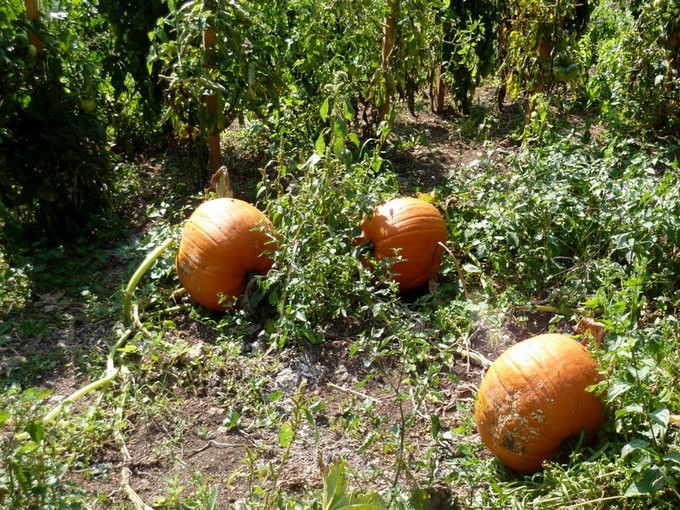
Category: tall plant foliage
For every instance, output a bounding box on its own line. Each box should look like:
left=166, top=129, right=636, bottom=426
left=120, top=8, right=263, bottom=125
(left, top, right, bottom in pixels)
left=496, top=0, right=591, bottom=112
left=589, top=0, right=680, bottom=136
left=440, top=0, right=501, bottom=114
left=0, top=0, right=113, bottom=242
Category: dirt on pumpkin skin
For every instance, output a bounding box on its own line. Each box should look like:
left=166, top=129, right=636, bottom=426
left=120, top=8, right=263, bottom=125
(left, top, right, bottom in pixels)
left=4, top=97, right=572, bottom=507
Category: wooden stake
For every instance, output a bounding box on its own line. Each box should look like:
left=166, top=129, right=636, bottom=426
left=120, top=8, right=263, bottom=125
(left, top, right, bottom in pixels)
left=434, top=64, right=446, bottom=113
left=379, top=0, right=396, bottom=122
left=24, top=0, right=44, bottom=57
left=203, top=26, right=221, bottom=172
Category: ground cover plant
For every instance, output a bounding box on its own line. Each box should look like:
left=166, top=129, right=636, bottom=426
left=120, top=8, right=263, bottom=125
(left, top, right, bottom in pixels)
left=2, top=0, right=680, bottom=509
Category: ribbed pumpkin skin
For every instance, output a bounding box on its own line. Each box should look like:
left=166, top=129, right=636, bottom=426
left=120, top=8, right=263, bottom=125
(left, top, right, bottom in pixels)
left=475, top=334, right=604, bottom=473
left=359, top=197, right=447, bottom=292
left=176, top=198, right=275, bottom=311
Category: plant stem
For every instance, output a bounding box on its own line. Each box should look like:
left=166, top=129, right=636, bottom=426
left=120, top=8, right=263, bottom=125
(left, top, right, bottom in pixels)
left=122, top=237, right=175, bottom=325
left=15, top=238, right=174, bottom=442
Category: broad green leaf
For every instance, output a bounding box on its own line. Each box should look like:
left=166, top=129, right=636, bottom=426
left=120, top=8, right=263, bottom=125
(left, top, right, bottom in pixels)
left=222, top=410, right=240, bottom=430
left=621, top=438, right=649, bottom=458
left=279, top=422, right=294, bottom=448
left=25, top=421, right=45, bottom=444
left=649, top=408, right=670, bottom=427
left=320, top=97, right=330, bottom=122
left=0, top=411, right=11, bottom=427
left=315, top=133, right=326, bottom=156
left=625, top=466, right=665, bottom=496
left=463, top=263, right=481, bottom=273
left=343, top=97, right=355, bottom=121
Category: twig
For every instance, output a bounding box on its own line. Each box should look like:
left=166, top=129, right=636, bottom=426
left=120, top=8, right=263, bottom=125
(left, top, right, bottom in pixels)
left=121, top=467, right=153, bottom=510
left=326, top=382, right=382, bottom=403
left=451, top=345, right=492, bottom=368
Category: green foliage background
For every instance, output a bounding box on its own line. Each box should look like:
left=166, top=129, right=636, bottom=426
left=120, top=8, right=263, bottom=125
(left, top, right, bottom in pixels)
left=0, top=1, right=679, bottom=508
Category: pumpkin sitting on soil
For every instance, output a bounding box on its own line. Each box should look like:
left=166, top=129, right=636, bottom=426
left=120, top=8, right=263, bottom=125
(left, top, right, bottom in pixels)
left=176, top=198, right=276, bottom=311
left=474, top=333, right=605, bottom=473
left=356, top=197, right=447, bottom=292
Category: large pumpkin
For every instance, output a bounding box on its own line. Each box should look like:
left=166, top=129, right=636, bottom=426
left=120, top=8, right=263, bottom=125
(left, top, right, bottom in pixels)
left=474, top=333, right=604, bottom=473
left=356, top=197, right=447, bottom=292
left=176, top=198, right=276, bottom=311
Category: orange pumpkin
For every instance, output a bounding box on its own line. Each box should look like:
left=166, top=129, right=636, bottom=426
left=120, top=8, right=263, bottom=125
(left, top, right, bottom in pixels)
left=356, top=197, right=447, bottom=292
left=474, top=333, right=604, bottom=473
left=176, top=198, right=276, bottom=311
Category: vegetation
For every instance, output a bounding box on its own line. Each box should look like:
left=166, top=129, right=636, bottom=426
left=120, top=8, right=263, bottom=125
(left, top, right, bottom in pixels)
left=1, top=0, right=679, bottom=509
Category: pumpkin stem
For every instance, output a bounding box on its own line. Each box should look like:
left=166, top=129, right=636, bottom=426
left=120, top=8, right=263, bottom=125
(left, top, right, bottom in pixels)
left=210, top=166, right=234, bottom=198
left=354, top=240, right=375, bottom=260
left=122, top=237, right=175, bottom=326
left=242, top=269, right=268, bottom=311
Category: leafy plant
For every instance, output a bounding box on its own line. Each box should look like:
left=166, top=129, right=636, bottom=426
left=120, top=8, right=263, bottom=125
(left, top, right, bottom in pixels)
left=256, top=118, right=400, bottom=348
left=588, top=0, right=680, bottom=137
left=0, top=387, right=85, bottom=509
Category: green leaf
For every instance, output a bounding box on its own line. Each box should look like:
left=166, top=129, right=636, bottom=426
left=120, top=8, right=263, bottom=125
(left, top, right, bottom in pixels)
left=357, top=432, right=377, bottom=454
left=117, top=344, right=138, bottom=354
left=342, top=98, right=355, bottom=121
left=222, top=410, right=240, bottom=430
left=621, top=438, right=649, bottom=458
left=315, top=132, right=326, bottom=156
left=431, top=414, right=441, bottom=438
left=649, top=408, right=670, bottom=428
left=320, top=97, right=330, bottom=122
left=279, top=422, right=294, bottom=448
left=625, top=466, right=665, bottom=496
left=0, top=319, right=13, bottom=335
left=25, top=421, right=45, bottom=444
left=462, top=263, right=481, bottom=273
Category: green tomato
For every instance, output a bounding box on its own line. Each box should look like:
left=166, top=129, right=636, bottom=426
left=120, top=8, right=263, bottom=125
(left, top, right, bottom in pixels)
left=553, top=66, right=569, bottom=82
left=14, top=32, right=29, bottom=48
left=26, top=45, right=37, bottom=59
left=78, top=98, right=97, bottom=113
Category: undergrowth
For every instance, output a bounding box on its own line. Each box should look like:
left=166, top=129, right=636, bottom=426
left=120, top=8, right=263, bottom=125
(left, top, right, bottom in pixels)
left=1, top=119, right=680, bottom=508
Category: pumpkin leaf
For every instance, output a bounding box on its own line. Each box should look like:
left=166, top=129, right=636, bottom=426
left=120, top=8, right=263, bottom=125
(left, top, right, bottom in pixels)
left=624, top=466, right=665, bottom=496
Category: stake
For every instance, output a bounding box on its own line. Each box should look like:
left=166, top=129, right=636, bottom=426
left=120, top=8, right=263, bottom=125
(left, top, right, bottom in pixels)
left=203, top=24, right=221, bottom=171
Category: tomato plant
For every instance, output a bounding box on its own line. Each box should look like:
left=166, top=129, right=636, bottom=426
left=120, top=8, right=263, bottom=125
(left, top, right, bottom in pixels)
left=497, top=0, right=591, bottom=115
left=440, top=0, right=501, bottom=114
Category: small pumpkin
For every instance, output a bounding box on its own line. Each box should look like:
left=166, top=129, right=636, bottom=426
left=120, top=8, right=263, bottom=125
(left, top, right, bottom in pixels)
left=474, top=333, right=604, bottom=473
left=356, top=197, right=447, bottom=292
left=176, top=198, right=276, bottom=311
